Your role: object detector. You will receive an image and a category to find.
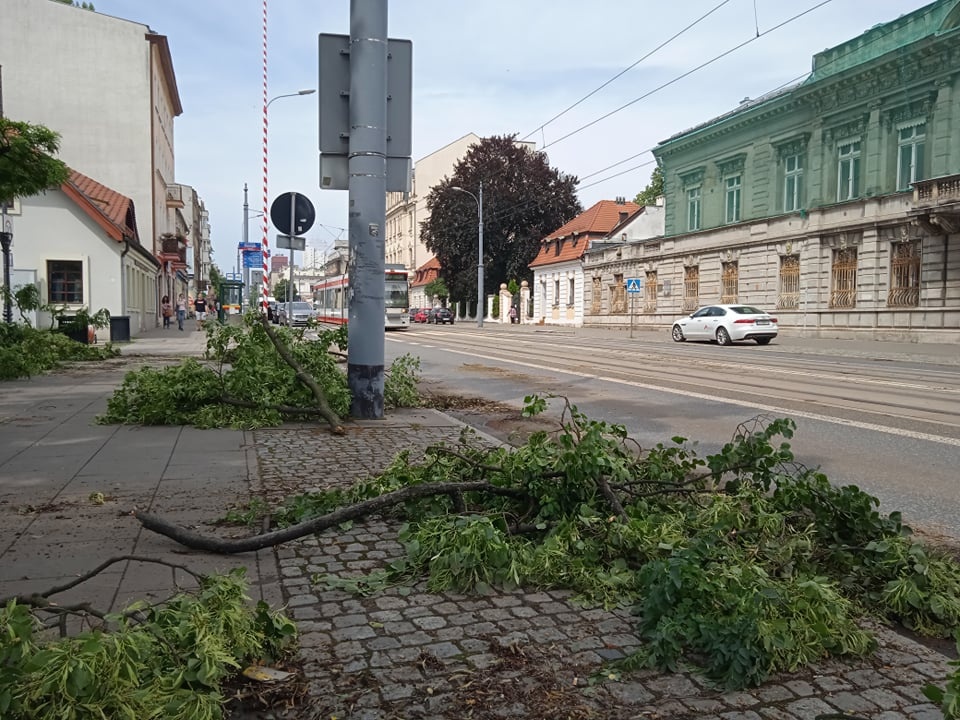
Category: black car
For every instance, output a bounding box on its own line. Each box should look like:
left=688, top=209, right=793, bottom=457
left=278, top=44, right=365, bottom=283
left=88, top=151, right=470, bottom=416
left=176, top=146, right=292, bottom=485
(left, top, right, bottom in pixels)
left=429, top=307, right=455, bottom=325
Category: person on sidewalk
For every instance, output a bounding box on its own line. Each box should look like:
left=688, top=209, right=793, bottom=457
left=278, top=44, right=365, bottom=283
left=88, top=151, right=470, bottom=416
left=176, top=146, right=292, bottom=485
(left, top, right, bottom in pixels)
left=176, top=294, right=187, bottom=331
left=160, top=295, right=172, bottom=329
left=509, top=305, right=518, bottom=324
left=193, top=295, right=207, bottom=331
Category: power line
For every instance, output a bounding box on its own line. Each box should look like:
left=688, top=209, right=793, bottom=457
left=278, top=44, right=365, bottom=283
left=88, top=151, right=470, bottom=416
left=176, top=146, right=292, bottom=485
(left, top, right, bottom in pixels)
left=521, top=0, right=735, bottom=142
left=540, top=0, right=834, bottom=152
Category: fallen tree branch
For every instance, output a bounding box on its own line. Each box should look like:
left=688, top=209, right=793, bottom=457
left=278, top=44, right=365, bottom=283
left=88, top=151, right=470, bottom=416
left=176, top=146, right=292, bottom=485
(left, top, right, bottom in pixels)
left=135, top=481, right=529, bottom=554
left=258, top=313, right=343, bottom=433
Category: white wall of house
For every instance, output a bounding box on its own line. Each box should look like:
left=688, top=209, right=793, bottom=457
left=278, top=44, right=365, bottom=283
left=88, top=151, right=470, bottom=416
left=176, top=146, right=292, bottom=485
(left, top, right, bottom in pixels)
left=532, top=260, right=583, bottom=327
left=1, top=0, right=179, bottom=255
left=10, top=191, right=158, bottom=340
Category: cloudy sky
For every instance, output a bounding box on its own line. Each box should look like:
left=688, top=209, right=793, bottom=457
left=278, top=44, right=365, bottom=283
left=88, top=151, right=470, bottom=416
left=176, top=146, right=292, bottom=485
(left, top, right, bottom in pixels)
left=85, top=0, right=932, bottom=272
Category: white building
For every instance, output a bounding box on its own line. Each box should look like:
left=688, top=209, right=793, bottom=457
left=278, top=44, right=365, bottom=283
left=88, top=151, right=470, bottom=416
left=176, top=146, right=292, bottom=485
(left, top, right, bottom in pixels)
left=1, top=0, right=185, bottom=302
left=12, top=170, right=160, bottom=340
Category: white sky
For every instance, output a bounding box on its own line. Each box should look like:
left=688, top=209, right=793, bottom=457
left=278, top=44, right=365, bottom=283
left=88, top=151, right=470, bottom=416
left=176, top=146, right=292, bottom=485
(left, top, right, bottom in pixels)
left=85, top=0, right=934, bottom=272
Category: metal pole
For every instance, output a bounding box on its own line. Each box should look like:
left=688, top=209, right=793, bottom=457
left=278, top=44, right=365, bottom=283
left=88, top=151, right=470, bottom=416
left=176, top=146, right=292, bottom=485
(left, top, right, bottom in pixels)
left=477, top=181, right=484, bottom=329
left=242, top=183, right=249, bottom=303
left=347, top=0, right=388, bottom=419
left=288, top=192, right=296, bottom=307
left=0, top=232, right=12, bottom=324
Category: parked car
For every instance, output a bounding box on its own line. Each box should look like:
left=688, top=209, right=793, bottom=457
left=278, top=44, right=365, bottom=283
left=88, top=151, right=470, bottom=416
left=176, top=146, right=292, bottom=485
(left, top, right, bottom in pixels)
left=279, top=301, right=315, bottom=327
left=671, top=304, right=778, bottom=346
left=273, top=302, right=285, bottom=324
left=429, top=307, right=455, bottom=325
left=413, top=308, right=431, bottom=323
left=408, top=307, right=420, bottom=322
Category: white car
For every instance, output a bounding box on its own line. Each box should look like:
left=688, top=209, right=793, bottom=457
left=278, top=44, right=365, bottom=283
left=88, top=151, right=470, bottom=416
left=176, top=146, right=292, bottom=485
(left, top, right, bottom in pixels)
left=671, top=304, right=778, bottom=346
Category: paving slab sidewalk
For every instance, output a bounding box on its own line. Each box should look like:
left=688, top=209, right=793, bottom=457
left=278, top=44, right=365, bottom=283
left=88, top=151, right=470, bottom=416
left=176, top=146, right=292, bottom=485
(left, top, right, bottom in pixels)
left=0, top=326, right=955, bottom=719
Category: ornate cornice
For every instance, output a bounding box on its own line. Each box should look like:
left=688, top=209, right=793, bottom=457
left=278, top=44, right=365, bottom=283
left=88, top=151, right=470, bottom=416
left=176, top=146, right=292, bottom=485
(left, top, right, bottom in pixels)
left=881, top=93, right=937, bottom=130
left=679, top=167, right=705, bottom=187
left=822, top=231, right=862, bottom=249
left=716, top=153, right=746, bottom=176
left=823, top=114, right=869, bottom=143
left=773, top=133, right=811, bottom=160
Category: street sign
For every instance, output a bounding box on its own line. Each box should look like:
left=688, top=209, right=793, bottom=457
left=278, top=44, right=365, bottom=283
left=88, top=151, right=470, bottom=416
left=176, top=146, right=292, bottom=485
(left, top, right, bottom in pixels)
left=626, top=278, right=642, bottom=293
left=270, top=192, right=316, bottom=236
left=275, top=235, right=306, bottom=251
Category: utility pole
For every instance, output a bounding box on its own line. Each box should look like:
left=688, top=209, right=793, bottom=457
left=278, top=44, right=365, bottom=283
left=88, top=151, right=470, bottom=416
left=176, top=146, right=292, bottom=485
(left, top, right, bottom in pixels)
left=347, top=0, right=388, bottom=419
left=242, top=183, right=249, bottom=301
left=0, top=64, right=12, bottom=325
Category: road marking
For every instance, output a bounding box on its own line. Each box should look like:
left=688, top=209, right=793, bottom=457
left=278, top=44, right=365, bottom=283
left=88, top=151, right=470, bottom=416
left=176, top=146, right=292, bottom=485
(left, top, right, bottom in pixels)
left=389, top=336, right=960, bottom=448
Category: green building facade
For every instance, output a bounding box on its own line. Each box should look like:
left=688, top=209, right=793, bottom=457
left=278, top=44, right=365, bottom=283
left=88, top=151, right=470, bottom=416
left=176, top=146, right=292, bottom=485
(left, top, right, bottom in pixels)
left=584, top=0, right=960, bottom=341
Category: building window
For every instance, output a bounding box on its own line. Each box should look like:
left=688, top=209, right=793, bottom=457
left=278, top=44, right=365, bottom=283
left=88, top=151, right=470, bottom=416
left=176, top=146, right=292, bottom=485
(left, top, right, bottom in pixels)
left=777, top=255, right=800, bottom=309
left=783, top=154, right=803, bottom=212
left=553, top=279, right=560, bottom=307
left=897, top=122, right=925, bottom=191
left=721, top=262, right=739, bottom=303
left=610, top=273, right=626, bottom=313
left=888, top=240, right=920, bottom=307
left=687, top=186, right=701, bottom=232
left=591, top=276, right=602, bottom=314
left=724, top=175, right=742, bottom=224
left=682, top=266, right=699, bottom=312
left=830, top=248, right=857, bottom=308
left=837, top=140, right=861, bottom=201
left=47, top=260, right=83, bottom=304
left=567, top=277, right=575, bottom=307
left=644, top=271, right=657, bottom=313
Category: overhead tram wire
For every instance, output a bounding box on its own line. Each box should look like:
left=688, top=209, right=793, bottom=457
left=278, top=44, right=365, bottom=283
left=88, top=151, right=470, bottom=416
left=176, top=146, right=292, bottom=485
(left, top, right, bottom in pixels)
left=539, top=0, right=835, bottom=152
left=520, top=0, right=735, bottom=142
left=448, top=0, right=916, bottom=236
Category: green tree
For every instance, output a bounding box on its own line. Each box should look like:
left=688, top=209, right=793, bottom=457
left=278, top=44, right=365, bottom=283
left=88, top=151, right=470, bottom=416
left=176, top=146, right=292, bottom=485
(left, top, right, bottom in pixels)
left=0, top=117, right=70, bottom=204
left=423, top=277, right=449, bottom=305
left=50, top=1, right=96, bottom=9
left=273, top=278, right=298, bottom=302
left=633, top=165, right=663, bottom=206
left=421, top=135, right=581, bottom=307
left=208, top=265, right=223, bottom=293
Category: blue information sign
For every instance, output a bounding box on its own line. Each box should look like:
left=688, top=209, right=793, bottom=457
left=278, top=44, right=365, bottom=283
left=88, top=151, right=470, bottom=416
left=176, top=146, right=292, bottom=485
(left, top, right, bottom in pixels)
left=625, top=278, right=642, bottom=293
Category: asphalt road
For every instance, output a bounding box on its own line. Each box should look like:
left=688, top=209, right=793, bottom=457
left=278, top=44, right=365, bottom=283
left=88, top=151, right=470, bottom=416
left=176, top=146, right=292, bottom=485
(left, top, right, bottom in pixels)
left=387, top=323, right=960, bottom=538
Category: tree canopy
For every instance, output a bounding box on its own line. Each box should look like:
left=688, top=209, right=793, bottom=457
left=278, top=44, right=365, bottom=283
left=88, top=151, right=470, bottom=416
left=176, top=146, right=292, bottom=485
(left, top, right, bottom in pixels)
left=632, top=165, right=663, bottom=207
left=420, top=135, right=581, bottom=305
left=0, top=117, right=70, bottom=204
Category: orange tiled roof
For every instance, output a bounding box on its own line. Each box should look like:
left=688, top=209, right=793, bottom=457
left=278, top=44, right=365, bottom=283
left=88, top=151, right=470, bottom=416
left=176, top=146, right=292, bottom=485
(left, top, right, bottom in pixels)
left=529, top=200, right=640, bottom=268
left=411, top=255, right=441, bottom=287
left=61, top=169, right=138, bottom=243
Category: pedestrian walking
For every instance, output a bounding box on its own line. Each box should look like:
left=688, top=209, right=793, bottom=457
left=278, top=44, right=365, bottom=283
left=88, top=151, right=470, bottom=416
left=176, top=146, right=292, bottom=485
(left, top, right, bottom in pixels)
left=509, top=305, right=518, bottom=324
left=205, top=290, right=219, bottom=324
left=176, top=293, right=187, bottom=331
left=193, top=295, right=207, bottom=330
left=160, top=295, right=172, bottom=329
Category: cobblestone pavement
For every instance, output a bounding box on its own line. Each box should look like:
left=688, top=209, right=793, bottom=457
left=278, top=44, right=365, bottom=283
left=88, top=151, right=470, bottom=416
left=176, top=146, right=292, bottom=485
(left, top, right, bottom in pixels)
left=249, top=412, right=955, bottom=720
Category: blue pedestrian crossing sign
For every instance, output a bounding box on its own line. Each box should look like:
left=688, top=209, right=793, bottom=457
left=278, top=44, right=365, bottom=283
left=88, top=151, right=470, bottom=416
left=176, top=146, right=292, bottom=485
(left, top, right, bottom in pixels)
left=625, top=278, right=642, bottom=293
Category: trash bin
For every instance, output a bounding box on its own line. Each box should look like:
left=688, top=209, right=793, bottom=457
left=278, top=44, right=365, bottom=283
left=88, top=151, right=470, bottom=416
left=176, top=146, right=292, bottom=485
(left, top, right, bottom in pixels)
left=56, top=316, right=89, bottom=344
left=109, top=315, right=131, bottom=342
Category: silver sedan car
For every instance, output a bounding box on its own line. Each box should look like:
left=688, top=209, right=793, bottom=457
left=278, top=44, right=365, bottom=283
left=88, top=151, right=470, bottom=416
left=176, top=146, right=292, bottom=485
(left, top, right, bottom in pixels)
left=671, top=304, right=778, bottom=346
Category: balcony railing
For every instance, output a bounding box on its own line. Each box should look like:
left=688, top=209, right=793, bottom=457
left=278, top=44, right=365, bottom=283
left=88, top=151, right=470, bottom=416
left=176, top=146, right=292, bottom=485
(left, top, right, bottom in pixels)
left=913, top=174, right=960, bottom=208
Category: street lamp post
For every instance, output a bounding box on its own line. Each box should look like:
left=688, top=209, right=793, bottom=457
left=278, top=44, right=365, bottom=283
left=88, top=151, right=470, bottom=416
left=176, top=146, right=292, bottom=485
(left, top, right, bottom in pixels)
left=451, top=182, right=483, bottom=328
left=261, top=88, right=315, bottom=313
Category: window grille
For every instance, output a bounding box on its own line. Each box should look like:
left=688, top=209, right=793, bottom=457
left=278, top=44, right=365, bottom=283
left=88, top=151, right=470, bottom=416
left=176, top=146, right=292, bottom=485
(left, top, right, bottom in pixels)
left=591, top=276, right=602, bottom=314
left=682, top=267, right=699, bottom=312
left=830, top=248, right=857, bottom=308
left=610, top=273, right=626, bottom=313
left=777, top=255, right=800, bottom=309
left=721, top=262, right=739, bottom=303
left=887, top=240, right=920, bottom=307
left=644, top=271, right=657, bottom=313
